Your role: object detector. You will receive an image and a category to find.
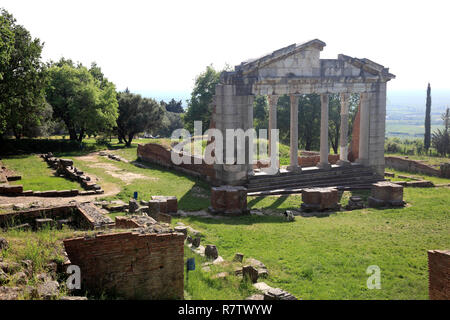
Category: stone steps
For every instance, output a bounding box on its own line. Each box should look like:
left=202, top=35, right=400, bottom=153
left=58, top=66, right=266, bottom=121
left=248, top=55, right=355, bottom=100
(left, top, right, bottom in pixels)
left=246, top=165, right=382, bottom=194
left=247, top=171, right=376, bottom=190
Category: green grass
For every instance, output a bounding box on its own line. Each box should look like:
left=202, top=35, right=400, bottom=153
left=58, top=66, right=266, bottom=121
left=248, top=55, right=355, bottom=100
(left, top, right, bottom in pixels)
left=174, top=186, right=450, bottom=300
left=70, top=151, right=211, bottom=211
left=183, top=246, right=257, bottom=300
left=2, top=155, right=81, bottom=191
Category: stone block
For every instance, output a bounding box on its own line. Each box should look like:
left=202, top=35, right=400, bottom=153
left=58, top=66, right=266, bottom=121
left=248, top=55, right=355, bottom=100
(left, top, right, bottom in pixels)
left=407, top=180, right=434, bottom=188
left=369, top=182, right=404, bottom=207
left=1, top=185, right=23, bottom=194
left=367, top=196, right=385, bottom=208
left=242, top=265, right=259, bottom=283
left=174, top=226, right=188, bottom=238
left=210, top=185, right=248, bottom=215
left=148, top=200, right=160, bottom=214
left=35, top=218, right=56, bottom=230
left=301, top=187, right=339, bottom=211
left=205, top=245, right=219, bottom=260
left=428, top=250, right=450, bottom=300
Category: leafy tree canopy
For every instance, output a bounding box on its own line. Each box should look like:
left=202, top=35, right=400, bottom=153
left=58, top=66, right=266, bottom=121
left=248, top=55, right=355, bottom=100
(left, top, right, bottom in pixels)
left=46, top=59, right=118, bottom=142
left=117, top=90, right=164, bottom=146
left=161, top=98, right=184, bottom=113
left=0, top=9, right=47, bottom=139
left=184, top=65, right=220, bottom=133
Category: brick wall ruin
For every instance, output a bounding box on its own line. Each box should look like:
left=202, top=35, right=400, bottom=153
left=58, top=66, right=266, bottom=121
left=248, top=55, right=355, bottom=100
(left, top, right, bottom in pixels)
left=137, top=143, right=216, bottom=182
left=428, top=250, right=450, bottom=300
left=385, top=156, right=444, bottom=177
left=0, top=203, right=114, bottom=231
left=63, top=231, right=184, bottom=299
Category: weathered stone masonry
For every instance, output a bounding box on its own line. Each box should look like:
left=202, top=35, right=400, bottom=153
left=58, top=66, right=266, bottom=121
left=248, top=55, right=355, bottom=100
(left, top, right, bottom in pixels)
left=210, top=39, right=395, bottom=185
left=63, top=231, right=184, bottom=299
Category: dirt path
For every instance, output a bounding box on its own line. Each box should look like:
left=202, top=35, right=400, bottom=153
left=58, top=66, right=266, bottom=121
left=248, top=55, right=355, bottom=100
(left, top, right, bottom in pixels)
left=77, top=153, right=153, bottom=185
left=0, top=153, right=122, bottom=209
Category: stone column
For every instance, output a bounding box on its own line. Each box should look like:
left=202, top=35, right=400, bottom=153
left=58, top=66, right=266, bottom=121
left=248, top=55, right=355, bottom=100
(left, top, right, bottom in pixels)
left=337, top=93, right=351, bottom=166
left=357, top=92, right=370, bottom=165
left=317, top=94, right=331, bottom=169
left=268, top=95, right=278, bottom=157
left=288, top=94, right=300, bottom=171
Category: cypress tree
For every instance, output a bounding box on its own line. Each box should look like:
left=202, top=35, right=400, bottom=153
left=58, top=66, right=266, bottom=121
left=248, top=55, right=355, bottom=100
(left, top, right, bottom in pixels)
left=424, top=83, right=431, bottom=152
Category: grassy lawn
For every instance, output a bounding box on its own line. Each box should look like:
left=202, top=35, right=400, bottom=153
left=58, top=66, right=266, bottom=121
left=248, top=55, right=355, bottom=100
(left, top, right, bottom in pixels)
left=2, top=155, right=81, bottom=191
left=70, top=151, right=211, bottom=211
left=2, top=138, right=449, bottom=300
left=174, top=187, right=450, bottom=300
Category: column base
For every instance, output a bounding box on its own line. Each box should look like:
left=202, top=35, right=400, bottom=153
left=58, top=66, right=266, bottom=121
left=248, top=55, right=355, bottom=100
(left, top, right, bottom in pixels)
left=316, top=162, right=332, bottom=170
left=287, top=165, right=302, bottom=172
left=355, top=158, right=368, bottom=166
left=336, top=160, right=351, bottom=167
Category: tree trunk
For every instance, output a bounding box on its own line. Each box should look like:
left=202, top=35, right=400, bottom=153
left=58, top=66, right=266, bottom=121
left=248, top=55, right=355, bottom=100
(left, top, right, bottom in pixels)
left=77, top=129, right=85, bottom=142
left=125, top=133, right=134, bottom=147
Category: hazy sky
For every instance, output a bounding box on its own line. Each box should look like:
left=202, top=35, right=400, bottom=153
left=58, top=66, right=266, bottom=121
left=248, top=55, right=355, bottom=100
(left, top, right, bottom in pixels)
left=2, top=0, right=450, bottom=95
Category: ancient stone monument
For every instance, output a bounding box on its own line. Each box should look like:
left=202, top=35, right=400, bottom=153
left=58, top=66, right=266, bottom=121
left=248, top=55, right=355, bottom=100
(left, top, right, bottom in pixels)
left=209, top=39, right=395, bottom=187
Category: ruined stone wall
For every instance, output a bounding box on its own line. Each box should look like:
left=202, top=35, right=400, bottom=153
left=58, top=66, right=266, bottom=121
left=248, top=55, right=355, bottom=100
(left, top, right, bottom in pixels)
left=385, top=156, right=441, bottom=176
left=63, top=231, right=184, bottom=300
left=428, top=250, right=450, bottom=300
left=137, top=143, right=216, bottom=182
left=298, top=154, right=340, bottom=167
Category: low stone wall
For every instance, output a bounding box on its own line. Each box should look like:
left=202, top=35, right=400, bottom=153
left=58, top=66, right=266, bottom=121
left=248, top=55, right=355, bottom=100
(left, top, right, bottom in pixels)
left=385, top=156, right=441, bottom=177
left=137, top=143, right=216, bottom=182
left=63, top=231, right=184, bottom=299
left=0, top=203, right=113, bottom=230
left=428, top=250, right=450, bottom=300
left=298, top=154, right=340, bottom=167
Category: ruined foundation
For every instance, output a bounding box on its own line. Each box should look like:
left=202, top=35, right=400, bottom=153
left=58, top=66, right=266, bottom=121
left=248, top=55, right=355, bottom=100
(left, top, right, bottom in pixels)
left=63, top=230, right=184, bottom=299
left=368, top=181, right=405, bottom=208
left=301, top=187, right=340, bottom=212
left=209, top=185, right=248, bottom=215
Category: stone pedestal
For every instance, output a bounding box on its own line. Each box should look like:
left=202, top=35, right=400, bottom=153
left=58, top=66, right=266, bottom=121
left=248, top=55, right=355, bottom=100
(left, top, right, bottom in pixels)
left=301, top=187, right=340, bottom=211
left=150, top=196, right=178, bottom=213
left=368, top=181, right=404, bottom=207
left=210, top=185, right=248, bottom=215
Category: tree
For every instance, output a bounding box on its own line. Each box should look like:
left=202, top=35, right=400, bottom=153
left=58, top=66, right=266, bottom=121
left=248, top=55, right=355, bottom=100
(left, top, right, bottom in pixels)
left=0, top=9, right=14, bottom=81
left=117, top=91, right=164, bottom=146
left=424, top=83, right=431, bottom=152
left=161, top=98, right=184, bottom=113
left=298, top=94, right=321, bottom=151
left=442, top=107, right=449, bottom=132
left=253, top=96, right=268, bottom=132
left=0, top=9, right=47, bottom=139
left=156, top=111, right=183, bottom=137
left=328, top=94, right=341, bottom=154
left=184, top=65, right=220, bottom=133
left=46, top=59, right=118, bottom=142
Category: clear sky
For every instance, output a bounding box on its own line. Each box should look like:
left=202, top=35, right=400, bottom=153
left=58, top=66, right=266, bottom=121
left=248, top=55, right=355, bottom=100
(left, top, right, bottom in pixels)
left=2, top=0, right=450, bottom=96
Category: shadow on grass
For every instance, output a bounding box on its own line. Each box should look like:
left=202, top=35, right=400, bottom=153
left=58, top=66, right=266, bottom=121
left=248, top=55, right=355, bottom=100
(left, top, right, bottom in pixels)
left=181, top=214, right=287, bottom=226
